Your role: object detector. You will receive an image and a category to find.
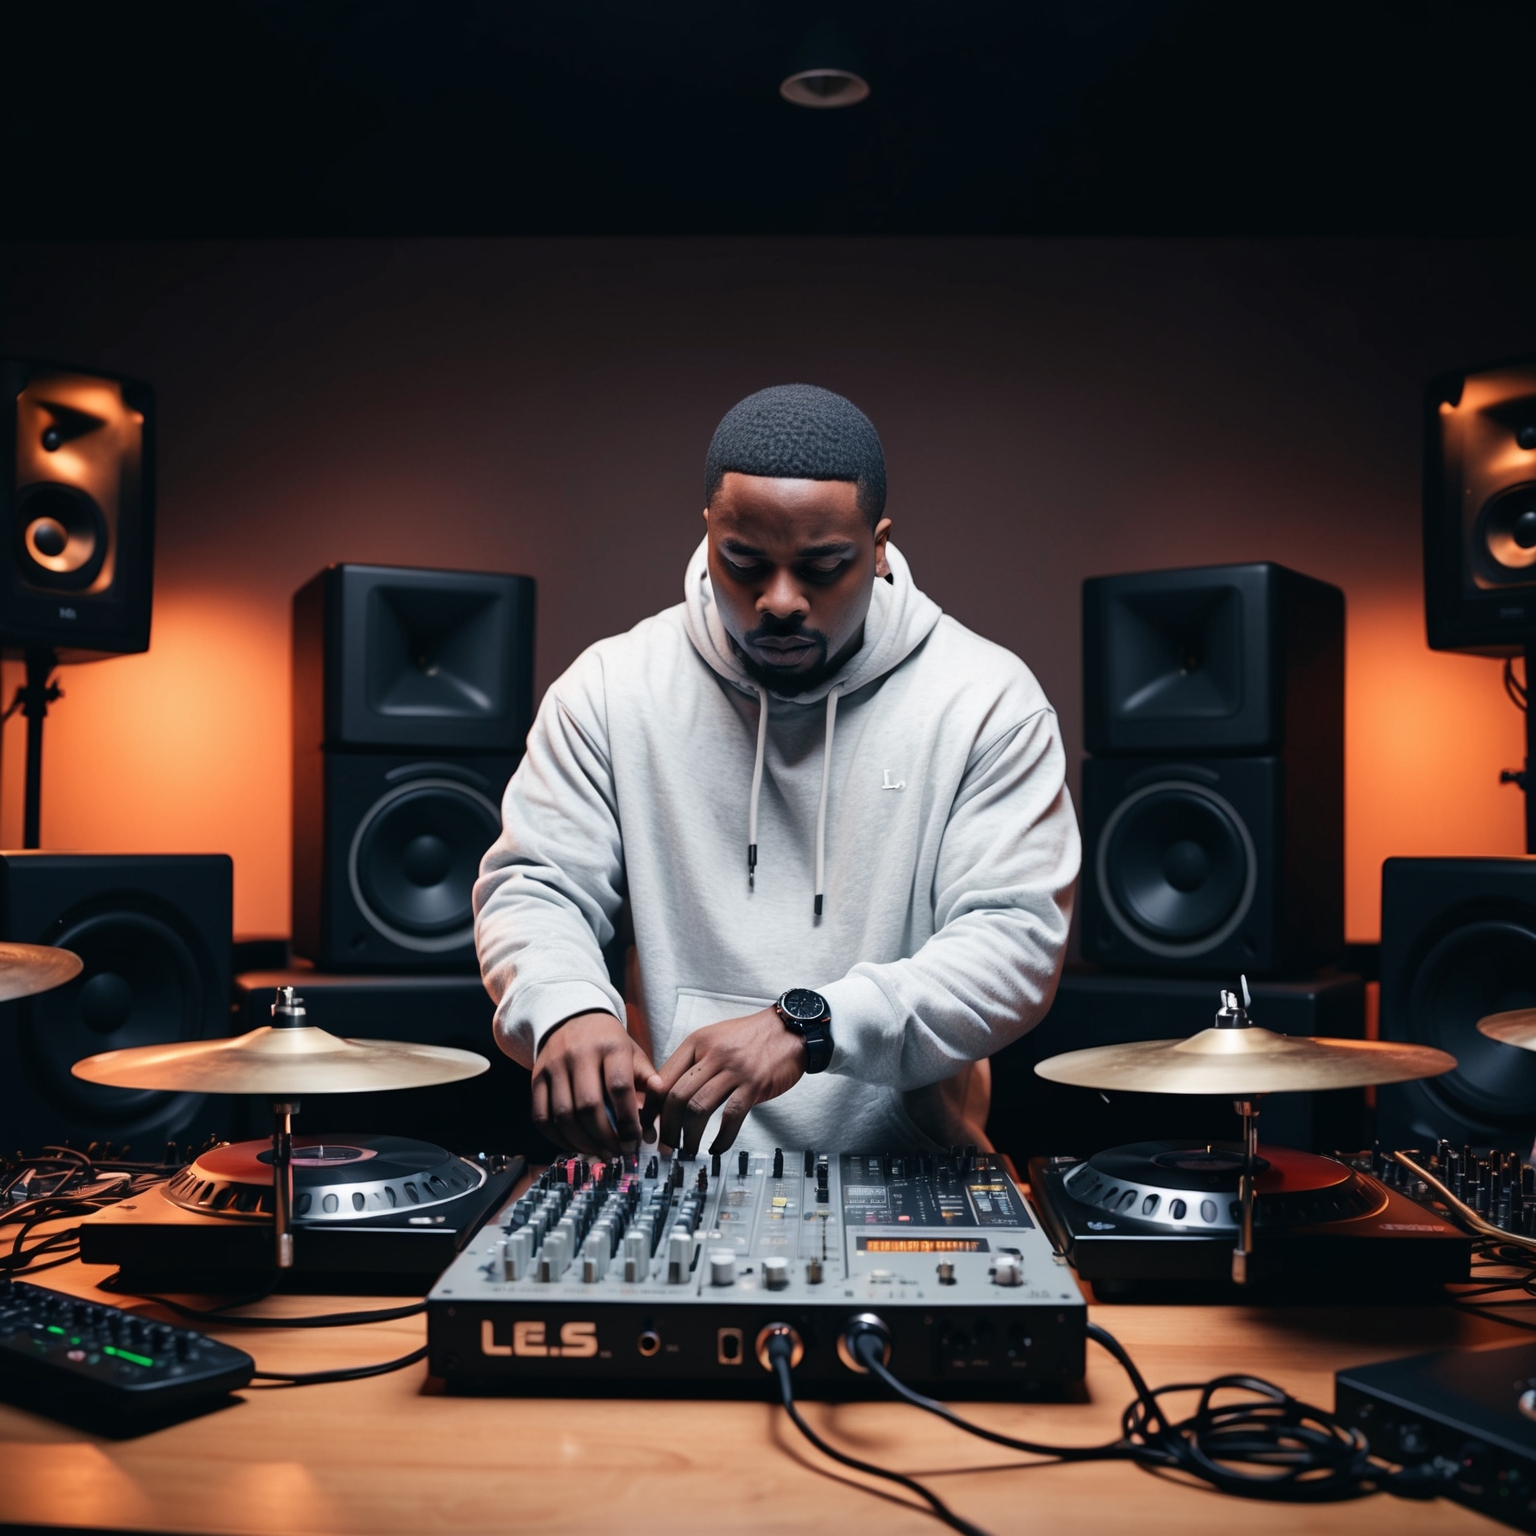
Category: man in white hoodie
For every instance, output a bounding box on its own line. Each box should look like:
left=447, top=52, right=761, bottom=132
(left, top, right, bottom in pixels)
left=474, top=384, right=1079, bottom=1160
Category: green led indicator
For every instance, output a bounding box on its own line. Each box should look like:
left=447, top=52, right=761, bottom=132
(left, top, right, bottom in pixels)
left=69, top=1336, right=80, bottom=1345
left=101, top=1345, right=155, bottom=1368
left=45, top=1325, right=64, bottom=1335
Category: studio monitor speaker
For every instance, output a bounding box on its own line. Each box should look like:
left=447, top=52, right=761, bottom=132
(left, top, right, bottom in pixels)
left=1424, top=357, right=1536, bottom=655
left=1080, top=562, right=1344, bottom=976
left=292, top=564, right=535, bottom=971
left=0, top=853, right=233, bottom=1156
left=1379, top=857, right=1536, bottom=1149
left=1, top=358, right=155, bottom=659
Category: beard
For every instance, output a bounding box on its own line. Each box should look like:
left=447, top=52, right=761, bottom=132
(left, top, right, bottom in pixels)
left=730, top=619, right=838, bottom=697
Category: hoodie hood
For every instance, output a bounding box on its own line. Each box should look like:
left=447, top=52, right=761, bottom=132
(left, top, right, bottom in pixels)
left=681, top=535, right=942, bottom=705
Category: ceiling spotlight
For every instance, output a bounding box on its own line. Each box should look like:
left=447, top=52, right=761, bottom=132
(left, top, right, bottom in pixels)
left=780, top=68, right=870, bottom=109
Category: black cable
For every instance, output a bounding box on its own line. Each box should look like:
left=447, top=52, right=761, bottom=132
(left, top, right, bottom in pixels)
left=768, top=1333, right=992, bottom=1536
left=249, top=1344, right=429, bottom=1387
left=112, top=1288, right=427, bottom=1330
left=847, top=1323, right=1447, bottom=1507
left=1508, top=656, right=1529, bottom=712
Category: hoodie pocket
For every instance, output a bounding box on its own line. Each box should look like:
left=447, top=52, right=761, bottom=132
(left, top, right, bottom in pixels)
left=666, top=988, right=774, bottom=1059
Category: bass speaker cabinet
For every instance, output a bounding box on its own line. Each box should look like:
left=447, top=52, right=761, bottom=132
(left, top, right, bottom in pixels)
left=1423, top=357, right=1536, bottom=655
left=986, top=968, right=1365, bottom=1163
left=1379, top=857, right=1536, bottom=1149
left=1080, top=562, right=1344, bottom=976
left=1, top=358, right=155, bottom=659
left=232, top=970, right=538, bottom=1156
left=292, top=564, right=535, bottom=972
left=0, top=853, right=233, bottom=1156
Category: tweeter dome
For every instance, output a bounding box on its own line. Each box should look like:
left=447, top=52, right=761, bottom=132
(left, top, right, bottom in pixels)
left=291, top=564, right=535, bottom=971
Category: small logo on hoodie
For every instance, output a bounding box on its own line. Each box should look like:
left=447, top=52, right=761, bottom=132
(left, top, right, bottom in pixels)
left=881, top=769, right=906, bottom=791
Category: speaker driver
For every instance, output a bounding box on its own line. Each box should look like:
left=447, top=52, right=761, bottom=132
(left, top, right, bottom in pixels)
left=1097, top=780, right=1257, bottom=958
left=348, top=778, right=501, bottom=953
left=21, top=907, right=207, bottom=1125
left=1478, top=482, right=1536, bottom=581
left=1407, top=917, right=1536, bottom=1128
left=14, top=481, right=107, bottom=590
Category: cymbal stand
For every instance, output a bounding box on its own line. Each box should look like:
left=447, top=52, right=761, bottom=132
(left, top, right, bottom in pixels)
left=1231, top=1097, right=1259, bottom=1285
left=271, top=1099, right=298, bottom=1269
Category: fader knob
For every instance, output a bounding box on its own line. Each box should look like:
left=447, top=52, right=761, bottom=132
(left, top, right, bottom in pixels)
left=990, top=1254, right=1023, bottom=1287
left=772, top=1149, right=784, bottom=1179
left=763, top=1257, right=790, bottom=1290
left=737, top=1151, right=749, bottom=1178
left=709, top=1251, right=736, bottom=1287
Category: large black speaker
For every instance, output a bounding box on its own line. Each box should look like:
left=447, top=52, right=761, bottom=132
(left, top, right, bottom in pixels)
left=232, top=969, right=536, bottom=1156
left=987, top=969, right=1366, bottom=1163
left=1, top=359, right=155, bottom=659
left=1379, top=857, right=1536, bottom=1149
left=1080, top=562, right=1344, bottom=976
left=0, top=853, right=233, bottom=1156
left=292, top=563, right=535, bottom=971
left=1423, top=357, right=1536, bottom=656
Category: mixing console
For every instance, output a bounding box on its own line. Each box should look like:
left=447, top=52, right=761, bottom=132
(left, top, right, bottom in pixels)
left=428, top=1148, right=1085, bottom=1397
left=1362, top=1141, right=1536, bottom=1240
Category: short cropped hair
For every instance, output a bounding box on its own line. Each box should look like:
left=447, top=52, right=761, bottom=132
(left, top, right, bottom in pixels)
left=704, top=384, right=886, bottom=525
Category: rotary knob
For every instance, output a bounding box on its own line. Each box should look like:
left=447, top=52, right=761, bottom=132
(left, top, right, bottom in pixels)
left=763, top=1256, right=790, bottom=1290
left=709, top=1251, right=736, bottom=1287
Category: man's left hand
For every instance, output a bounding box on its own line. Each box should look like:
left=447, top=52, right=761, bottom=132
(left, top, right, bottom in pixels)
left=644, top=1008, right=806, bottom=1157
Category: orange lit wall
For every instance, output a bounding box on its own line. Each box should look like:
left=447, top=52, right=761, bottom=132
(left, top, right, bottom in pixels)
left=1, top=239, right=1532, bottom=942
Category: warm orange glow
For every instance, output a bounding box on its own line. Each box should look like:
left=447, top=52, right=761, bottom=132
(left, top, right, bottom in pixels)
left=1345, top=593, right=1525, bottom=940
left=0, top=589, right=290, bottom=935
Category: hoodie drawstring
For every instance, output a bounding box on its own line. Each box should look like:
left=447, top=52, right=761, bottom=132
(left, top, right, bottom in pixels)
left=813, top=688, right=840, bottom=918
left=746, top=684, right=840, bottom=919
left=748, top=686, right=768, bottom=889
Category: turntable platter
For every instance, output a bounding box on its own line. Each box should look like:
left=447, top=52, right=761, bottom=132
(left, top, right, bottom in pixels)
left=1061, top=1141, right=1384, bottom=1234
left=162, top=1134, right=486, bottom=1223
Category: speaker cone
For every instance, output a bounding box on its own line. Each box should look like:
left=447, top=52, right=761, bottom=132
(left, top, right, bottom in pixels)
left=1478, top=482, right=1536, bottom=581
left=1406, top=916, right=1536, bottom=1129
left=1097, top=780, right=1257, bottom=958
left=14, top=481, right=107, bottom=590
left=348, top=778, right=501, bottom=953
left=22, top=907, right=208, bottom=1126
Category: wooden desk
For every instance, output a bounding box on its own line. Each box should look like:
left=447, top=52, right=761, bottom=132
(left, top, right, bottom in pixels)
left=0, top=1249, right=1519, bottom=1536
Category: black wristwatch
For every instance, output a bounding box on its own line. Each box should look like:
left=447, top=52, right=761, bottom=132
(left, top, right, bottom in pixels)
left=775, top=988, right=834, bottom=1074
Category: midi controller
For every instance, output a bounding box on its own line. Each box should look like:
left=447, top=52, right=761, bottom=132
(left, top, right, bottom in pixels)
left=429, top=1148, right=1085, bottom=1398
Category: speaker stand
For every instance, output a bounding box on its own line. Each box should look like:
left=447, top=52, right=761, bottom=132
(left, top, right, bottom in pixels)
left=15, top=648, right=61, bottom=850
left=1500, top=643, right=1536, bottom=854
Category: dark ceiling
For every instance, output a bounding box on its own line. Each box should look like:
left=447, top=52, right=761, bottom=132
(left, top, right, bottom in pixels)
left=3, top=0, right=1533, bottom=237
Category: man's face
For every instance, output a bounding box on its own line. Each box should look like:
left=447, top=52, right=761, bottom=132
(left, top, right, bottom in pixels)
left=704, top=472, right=892, bottom=696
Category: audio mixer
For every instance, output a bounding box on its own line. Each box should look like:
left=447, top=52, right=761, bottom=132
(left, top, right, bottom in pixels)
left=428, top=1148, right=1085, bottom=1398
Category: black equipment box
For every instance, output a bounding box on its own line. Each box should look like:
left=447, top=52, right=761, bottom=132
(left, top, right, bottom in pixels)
left=1337, top=1341, right=1536, bottom=1532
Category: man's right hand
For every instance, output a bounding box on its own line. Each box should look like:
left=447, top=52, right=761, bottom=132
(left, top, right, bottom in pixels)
left=531, top=1011, right=663, bottom=1157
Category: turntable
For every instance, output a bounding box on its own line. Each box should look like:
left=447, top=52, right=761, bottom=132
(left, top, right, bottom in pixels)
left=79, top=1133, right=520, bottom=1292
left=1029, top=1140, right=1470, bottom=1299
left=1029, top=978, right=1470, bottom=1298
left=70, top=985, right=519, bottom=1292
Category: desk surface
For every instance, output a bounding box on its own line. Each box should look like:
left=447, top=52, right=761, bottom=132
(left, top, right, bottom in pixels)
left=0, top=1238, right=1520, bottom=1535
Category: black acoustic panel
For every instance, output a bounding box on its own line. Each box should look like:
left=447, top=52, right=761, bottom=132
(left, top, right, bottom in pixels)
left=232, top=971, right=538, bottom=1157
left=293, top=563, right=535, bottom=753
left=0, top=853, right=233, bottom=1156
left=1424, top=358, right=1536, bottom=655
left=291, top=752, right=514, bottom=971
left=987, top=969, right=1366, bottom=1165
left=1083, top=562, right=1344, bottom=756
left=1379, top=857, right=1536, bottom=1148
left=0, top=359, right=155, bottom=659
left=1080, top=754, right=1343, bottom=977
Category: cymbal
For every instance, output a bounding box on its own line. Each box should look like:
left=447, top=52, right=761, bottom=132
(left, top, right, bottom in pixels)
left=0, top=942, right=82, bottom=1002
left=72, top=1022, right=490, bottom=1096
left=1477, top=1009, right=1536, bottom=1051
left=1034, top=1025, right=1456, bottom=1096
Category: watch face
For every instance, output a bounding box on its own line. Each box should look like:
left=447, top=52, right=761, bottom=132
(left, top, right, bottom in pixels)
left=779, top=988, right=827, bottom=1022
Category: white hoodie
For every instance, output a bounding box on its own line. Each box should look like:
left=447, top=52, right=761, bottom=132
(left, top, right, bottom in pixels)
left=474, top=538, right=1080, bottom=1150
